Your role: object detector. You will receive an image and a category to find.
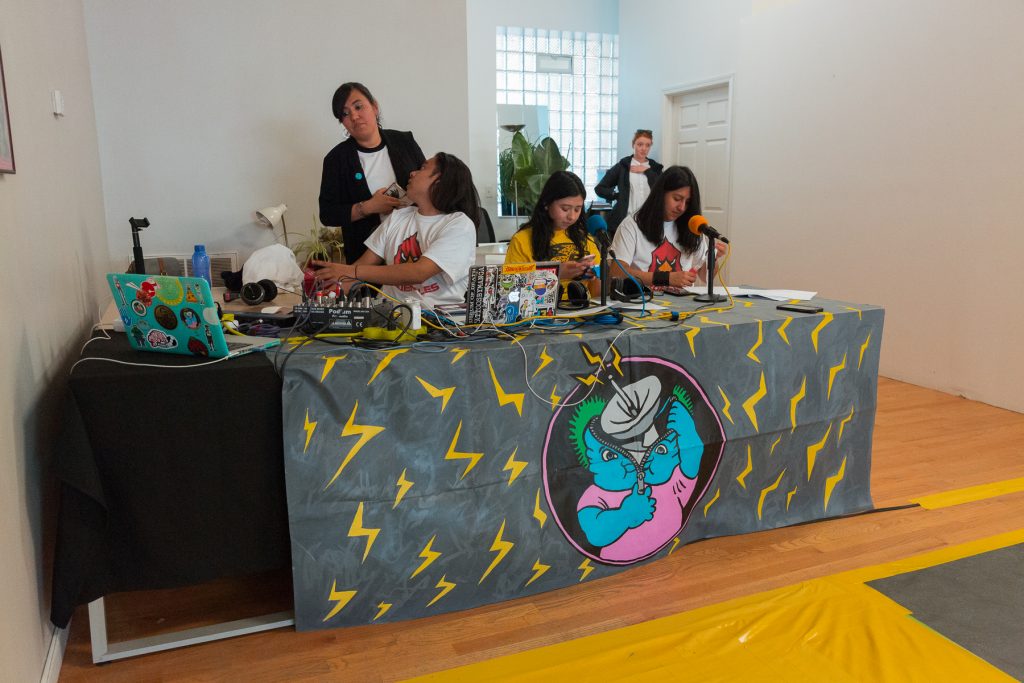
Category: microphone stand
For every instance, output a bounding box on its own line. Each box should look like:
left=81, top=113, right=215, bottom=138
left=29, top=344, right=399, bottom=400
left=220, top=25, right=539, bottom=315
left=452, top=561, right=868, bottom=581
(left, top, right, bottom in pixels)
left=599, top=241, right=609, bottom=307
left=694, top=235, right=726, bottom=303
left=129, top=217, right=150, bottom=275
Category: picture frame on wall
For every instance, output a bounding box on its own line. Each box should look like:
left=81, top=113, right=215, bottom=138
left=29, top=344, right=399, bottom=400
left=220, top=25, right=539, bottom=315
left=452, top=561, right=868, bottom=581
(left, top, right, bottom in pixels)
left=1, top=43, right=15, bottom=174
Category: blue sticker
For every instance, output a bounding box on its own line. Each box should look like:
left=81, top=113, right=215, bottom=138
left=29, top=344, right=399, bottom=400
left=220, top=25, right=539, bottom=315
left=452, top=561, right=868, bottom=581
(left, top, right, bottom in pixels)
left=355, top=172, right=363, bottom=180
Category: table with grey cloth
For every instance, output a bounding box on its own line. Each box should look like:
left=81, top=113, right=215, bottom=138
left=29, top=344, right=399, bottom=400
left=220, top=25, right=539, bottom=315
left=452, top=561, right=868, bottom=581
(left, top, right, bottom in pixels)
left=281, top=295, right=884, bottom=630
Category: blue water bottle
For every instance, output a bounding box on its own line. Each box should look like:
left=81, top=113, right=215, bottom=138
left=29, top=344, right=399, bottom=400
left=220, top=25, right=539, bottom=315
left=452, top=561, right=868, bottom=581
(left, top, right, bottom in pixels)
left=191, top=244, right=212, bottom=288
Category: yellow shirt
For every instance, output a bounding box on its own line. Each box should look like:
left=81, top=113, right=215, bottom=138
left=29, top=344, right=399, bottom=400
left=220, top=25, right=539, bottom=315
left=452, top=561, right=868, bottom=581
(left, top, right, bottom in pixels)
left=505, top=228, right=601, bottom=272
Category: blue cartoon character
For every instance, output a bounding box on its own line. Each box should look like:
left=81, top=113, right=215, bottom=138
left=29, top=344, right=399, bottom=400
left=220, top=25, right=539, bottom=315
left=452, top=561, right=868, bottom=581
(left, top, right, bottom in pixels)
left=571, top=376, right=704, bottom=562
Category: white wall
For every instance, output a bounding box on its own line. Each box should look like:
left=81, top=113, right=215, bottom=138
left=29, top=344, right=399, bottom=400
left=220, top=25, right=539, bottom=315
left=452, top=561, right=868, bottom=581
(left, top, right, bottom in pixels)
left=0, top=0, right=110, bottom=679
left=466, top=0, right=619, bottom=240
left=84, top=0, right=469, bottom=266
left=622, top=0, right=1024, bottom=413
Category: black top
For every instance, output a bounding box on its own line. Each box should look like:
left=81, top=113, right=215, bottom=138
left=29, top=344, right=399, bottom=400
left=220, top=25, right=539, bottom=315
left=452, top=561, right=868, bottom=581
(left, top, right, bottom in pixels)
left=318, top=128, right=426, bottom=263
left=595, top=155, right=664, bottom=232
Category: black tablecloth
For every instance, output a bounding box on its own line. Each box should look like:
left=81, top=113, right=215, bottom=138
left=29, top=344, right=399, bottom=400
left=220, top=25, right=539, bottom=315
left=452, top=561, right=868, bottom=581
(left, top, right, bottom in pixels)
left=50, top=335, right=291, bottom=628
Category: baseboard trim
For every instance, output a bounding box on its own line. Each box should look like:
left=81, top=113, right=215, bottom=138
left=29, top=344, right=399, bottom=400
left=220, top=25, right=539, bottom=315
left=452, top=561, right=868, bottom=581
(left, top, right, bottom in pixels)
left=40, top=620, right=70, bottom=683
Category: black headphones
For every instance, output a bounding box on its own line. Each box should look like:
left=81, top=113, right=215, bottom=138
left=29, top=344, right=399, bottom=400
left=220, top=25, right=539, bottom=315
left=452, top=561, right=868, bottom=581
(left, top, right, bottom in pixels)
left=610, top=277, right=652, bottom=304
left=240, top=279, right=279, bottom=306
left=557, top=280, right=591, bottom=310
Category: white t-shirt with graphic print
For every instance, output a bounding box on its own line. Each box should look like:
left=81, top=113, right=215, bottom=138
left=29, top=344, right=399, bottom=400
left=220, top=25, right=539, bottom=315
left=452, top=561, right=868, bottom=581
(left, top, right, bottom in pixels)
left=364, top=206, right=475, bottom=309
left=609, top=215, right=709, bottom=286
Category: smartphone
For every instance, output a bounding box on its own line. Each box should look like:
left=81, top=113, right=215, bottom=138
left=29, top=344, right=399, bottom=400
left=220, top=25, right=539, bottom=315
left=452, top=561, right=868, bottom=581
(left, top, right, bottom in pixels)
left=777, top=303, right=824, bottom=314
left=383, top=182, right=405, bottom=199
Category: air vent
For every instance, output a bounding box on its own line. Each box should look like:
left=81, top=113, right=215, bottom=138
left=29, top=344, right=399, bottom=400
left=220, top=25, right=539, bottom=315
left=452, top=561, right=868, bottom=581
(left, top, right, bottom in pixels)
left=125, top=251, right=239, bottom=287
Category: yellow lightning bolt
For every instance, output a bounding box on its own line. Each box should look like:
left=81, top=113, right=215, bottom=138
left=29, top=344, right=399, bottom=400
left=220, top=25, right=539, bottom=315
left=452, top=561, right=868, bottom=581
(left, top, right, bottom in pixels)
left=550, top=384, right=561, bottom=411
left=578, top=558, right=595, bottom=582
left=777, top=317, right=792, bottom=345
left=373, top=603, right=392, bottom=621
left=302, top=409, right=317, bottom=453
left=479, top=520, right=514, bottom=584
left=322, top=581, right=356, bottom=622
left=503, top=448, right=527, bottom=485
left=703, top=488, right=721, bottom=517
left=685, top=326, right=701, bottom=356
left=394, top=468, right=414, bottom=509
left=609, top=345, right=624, bottom=376
left=737, top=446, right=753, bottom=489
left=823, top=456, right=848, bottom=512
left=533, top=489, right=548, bottom=527
left=525, top=559, right=550, bottom=587
left=746, top=320, right=763, bottom=363
left=844, top=306, right=863, bottom=320
left=444, top=421, right=484, bottom=479
left=575, top=373, right=603, bottom=387
left=325, top=402, right=385, bottom=489
left=790, top=377, right=806, bottom=433
left=743, top=301, right=754, bottom=308
left=320, top=354, right=348, bottom=382
left=807, top=424, right=832, bottom=480
left=668, top=537, right=681, bottom=555
left=347, top=502, right=380, bottom=563
left=858, top=332, right=872, bottom=369
left=367, top=349, right=409, bottom=385
left=580, top=343, right=604, bottom=369
left=411, top=535, right=441, bottom=579
left=827, top=352, right=847, bottom=401
left=488, top=358, right=524, bottom=416
left=786, top=486, right=798, bottom=511
left=449, top=348, right=469, bottom=364
left=810, top=311, right=834, bottom=353
left=699, top=316, right=731, bottom=330
left=717, top=386, right=734, bottom=424
left=757, top=469, right=787, bottom=520
left=742, top=371, right=768, bottom=433
left=508, top=333, right=528, bottom=344
left=427, top=575, right=456, bottom=607
left=533, top=346, right=553, bottom=377
left=837, top=406, right=855, bottom=444
left=562, top=331, right=584, bottom=338
left=416, top=376, right=455, bottom=413
left=770, top=434, right=783, bottom=456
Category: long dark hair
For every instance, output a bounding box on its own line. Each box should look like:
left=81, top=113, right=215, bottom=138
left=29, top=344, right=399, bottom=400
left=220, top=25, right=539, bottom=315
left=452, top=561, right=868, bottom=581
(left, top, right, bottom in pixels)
left=634, top=165, right=702, bottom=254
left=429, top=153, right=481, bottom=228
left=519, top=171, right=588, bottom=261
left=331, top=82, right=382, bottom=126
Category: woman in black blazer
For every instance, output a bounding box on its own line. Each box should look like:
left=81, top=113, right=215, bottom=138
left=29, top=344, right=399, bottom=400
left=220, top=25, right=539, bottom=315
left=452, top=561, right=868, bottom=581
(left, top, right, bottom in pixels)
left=318, top=82, right=426, bottom=263
left=595, top=129, right=663, bottom=232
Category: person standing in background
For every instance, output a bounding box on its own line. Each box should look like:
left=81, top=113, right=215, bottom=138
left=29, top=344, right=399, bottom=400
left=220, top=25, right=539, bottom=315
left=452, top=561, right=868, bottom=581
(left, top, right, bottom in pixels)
left=318, top=82, right=425, bottom=264
left=595, top=129, right=663, bottom=233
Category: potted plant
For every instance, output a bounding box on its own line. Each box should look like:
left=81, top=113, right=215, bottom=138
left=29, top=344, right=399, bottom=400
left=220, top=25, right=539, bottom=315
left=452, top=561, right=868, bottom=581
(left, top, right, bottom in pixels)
left=499, top=131, right=570, bottom=216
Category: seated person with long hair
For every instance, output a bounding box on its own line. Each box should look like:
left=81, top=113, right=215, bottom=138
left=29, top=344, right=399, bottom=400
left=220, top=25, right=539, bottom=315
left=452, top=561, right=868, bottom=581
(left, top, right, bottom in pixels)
left=312, top=152, right=480, bottom=308
left=608, top=165, right=726, bottom=293
left=504, top=171, right=601, bottom=297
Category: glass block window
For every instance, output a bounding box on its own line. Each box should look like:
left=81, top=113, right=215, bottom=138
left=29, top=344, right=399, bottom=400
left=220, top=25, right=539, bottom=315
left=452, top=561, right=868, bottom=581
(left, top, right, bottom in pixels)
left=497, top=26, right=619, bottom=215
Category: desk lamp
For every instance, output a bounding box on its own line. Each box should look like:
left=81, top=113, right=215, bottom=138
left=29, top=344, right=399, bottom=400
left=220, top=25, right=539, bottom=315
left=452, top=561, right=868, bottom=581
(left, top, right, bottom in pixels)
left=255, top=203, right=289, bottom=247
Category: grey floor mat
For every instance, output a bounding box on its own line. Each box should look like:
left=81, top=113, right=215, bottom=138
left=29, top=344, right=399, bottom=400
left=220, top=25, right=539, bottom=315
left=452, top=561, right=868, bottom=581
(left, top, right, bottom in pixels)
left=867, top=543, right=1024, bottom=679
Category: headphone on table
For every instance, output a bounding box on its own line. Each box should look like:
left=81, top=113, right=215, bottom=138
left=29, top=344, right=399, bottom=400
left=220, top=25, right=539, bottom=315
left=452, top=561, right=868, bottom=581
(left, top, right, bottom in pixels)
left=557, top=280, right=591, bottom=311
left=610, top=277, right=652, bottom=304
left=240, top=279, right=279, bottom=306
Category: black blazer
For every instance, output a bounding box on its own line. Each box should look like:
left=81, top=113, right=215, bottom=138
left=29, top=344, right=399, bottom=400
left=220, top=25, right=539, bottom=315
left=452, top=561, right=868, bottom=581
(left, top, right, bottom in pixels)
left=595, top=155, right=664, bottom=231
left=318, top=129, right=426, bottom=263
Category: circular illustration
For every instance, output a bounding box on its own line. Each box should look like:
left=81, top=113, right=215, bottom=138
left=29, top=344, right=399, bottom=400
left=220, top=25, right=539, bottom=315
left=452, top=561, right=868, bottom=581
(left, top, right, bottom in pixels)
left=145, top=329, right=178, bottom=349
left=131, top=299, right=147, bottom=316
left=543, top=355, right=725, bottom=565
left=180, top=307, right=200, bottom=330
left=154, top=276, right=184, bottom=305
left=153, top=305, right=178, bottom=330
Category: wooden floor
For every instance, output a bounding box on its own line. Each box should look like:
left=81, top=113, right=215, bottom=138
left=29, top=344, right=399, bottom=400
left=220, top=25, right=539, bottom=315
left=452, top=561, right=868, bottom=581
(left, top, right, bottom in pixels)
left=58, top=378, right=1024, bottom=682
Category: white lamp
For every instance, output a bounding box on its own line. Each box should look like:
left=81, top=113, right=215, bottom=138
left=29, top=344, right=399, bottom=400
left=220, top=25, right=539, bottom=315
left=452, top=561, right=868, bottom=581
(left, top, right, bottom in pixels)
left=255, top=203, right=289, bottom=247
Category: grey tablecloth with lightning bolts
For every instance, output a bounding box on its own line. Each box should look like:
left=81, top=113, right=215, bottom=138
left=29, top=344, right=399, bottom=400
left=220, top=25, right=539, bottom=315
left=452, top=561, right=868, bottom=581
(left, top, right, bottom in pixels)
left=281, top=295, right=884, bottom=630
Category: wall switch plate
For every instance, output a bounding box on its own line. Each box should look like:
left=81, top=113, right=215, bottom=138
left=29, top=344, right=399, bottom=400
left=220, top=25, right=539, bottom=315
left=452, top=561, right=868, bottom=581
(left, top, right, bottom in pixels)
left=51, top=90, right=65, bottom=116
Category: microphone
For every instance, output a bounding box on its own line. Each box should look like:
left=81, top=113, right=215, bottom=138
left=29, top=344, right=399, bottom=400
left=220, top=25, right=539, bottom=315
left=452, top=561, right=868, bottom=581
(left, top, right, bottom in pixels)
left=587, top=213, right=612, bottom=250
left=688, top=215, right=729, bottom=244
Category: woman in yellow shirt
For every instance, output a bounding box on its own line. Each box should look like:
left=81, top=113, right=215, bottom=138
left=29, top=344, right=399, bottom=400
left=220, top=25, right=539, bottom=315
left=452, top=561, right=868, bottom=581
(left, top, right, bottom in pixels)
left=505, top=171, right=601, bottom=297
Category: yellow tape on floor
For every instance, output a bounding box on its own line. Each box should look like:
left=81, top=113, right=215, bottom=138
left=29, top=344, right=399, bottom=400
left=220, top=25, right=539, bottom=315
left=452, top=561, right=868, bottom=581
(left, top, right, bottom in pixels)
left=911, top=477, right=1024, bottom=509
left=411, top=530, right=1024, bottom=682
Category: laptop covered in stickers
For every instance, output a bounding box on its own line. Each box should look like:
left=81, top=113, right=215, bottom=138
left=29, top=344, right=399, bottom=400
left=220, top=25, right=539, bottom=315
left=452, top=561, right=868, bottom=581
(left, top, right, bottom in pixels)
left=465, top=261, right=561, bottom=325
left=105, top=273, right=280, bottom=358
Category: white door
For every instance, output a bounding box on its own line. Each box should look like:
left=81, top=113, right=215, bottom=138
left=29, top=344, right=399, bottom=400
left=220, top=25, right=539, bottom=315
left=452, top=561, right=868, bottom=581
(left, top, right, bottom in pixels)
left=667, top=83, right=731, bottom=235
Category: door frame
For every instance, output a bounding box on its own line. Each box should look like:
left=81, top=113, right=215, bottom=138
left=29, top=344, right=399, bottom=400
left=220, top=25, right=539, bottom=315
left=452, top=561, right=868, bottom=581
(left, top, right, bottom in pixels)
left=660, top=75, right=735, bottom=231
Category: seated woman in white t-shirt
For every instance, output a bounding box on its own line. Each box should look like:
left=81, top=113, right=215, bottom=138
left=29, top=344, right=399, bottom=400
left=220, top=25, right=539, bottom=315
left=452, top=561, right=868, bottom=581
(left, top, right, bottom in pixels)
left=311, top=152, right=479, bottom=309
left=608, top=165, right=726, bottom=293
